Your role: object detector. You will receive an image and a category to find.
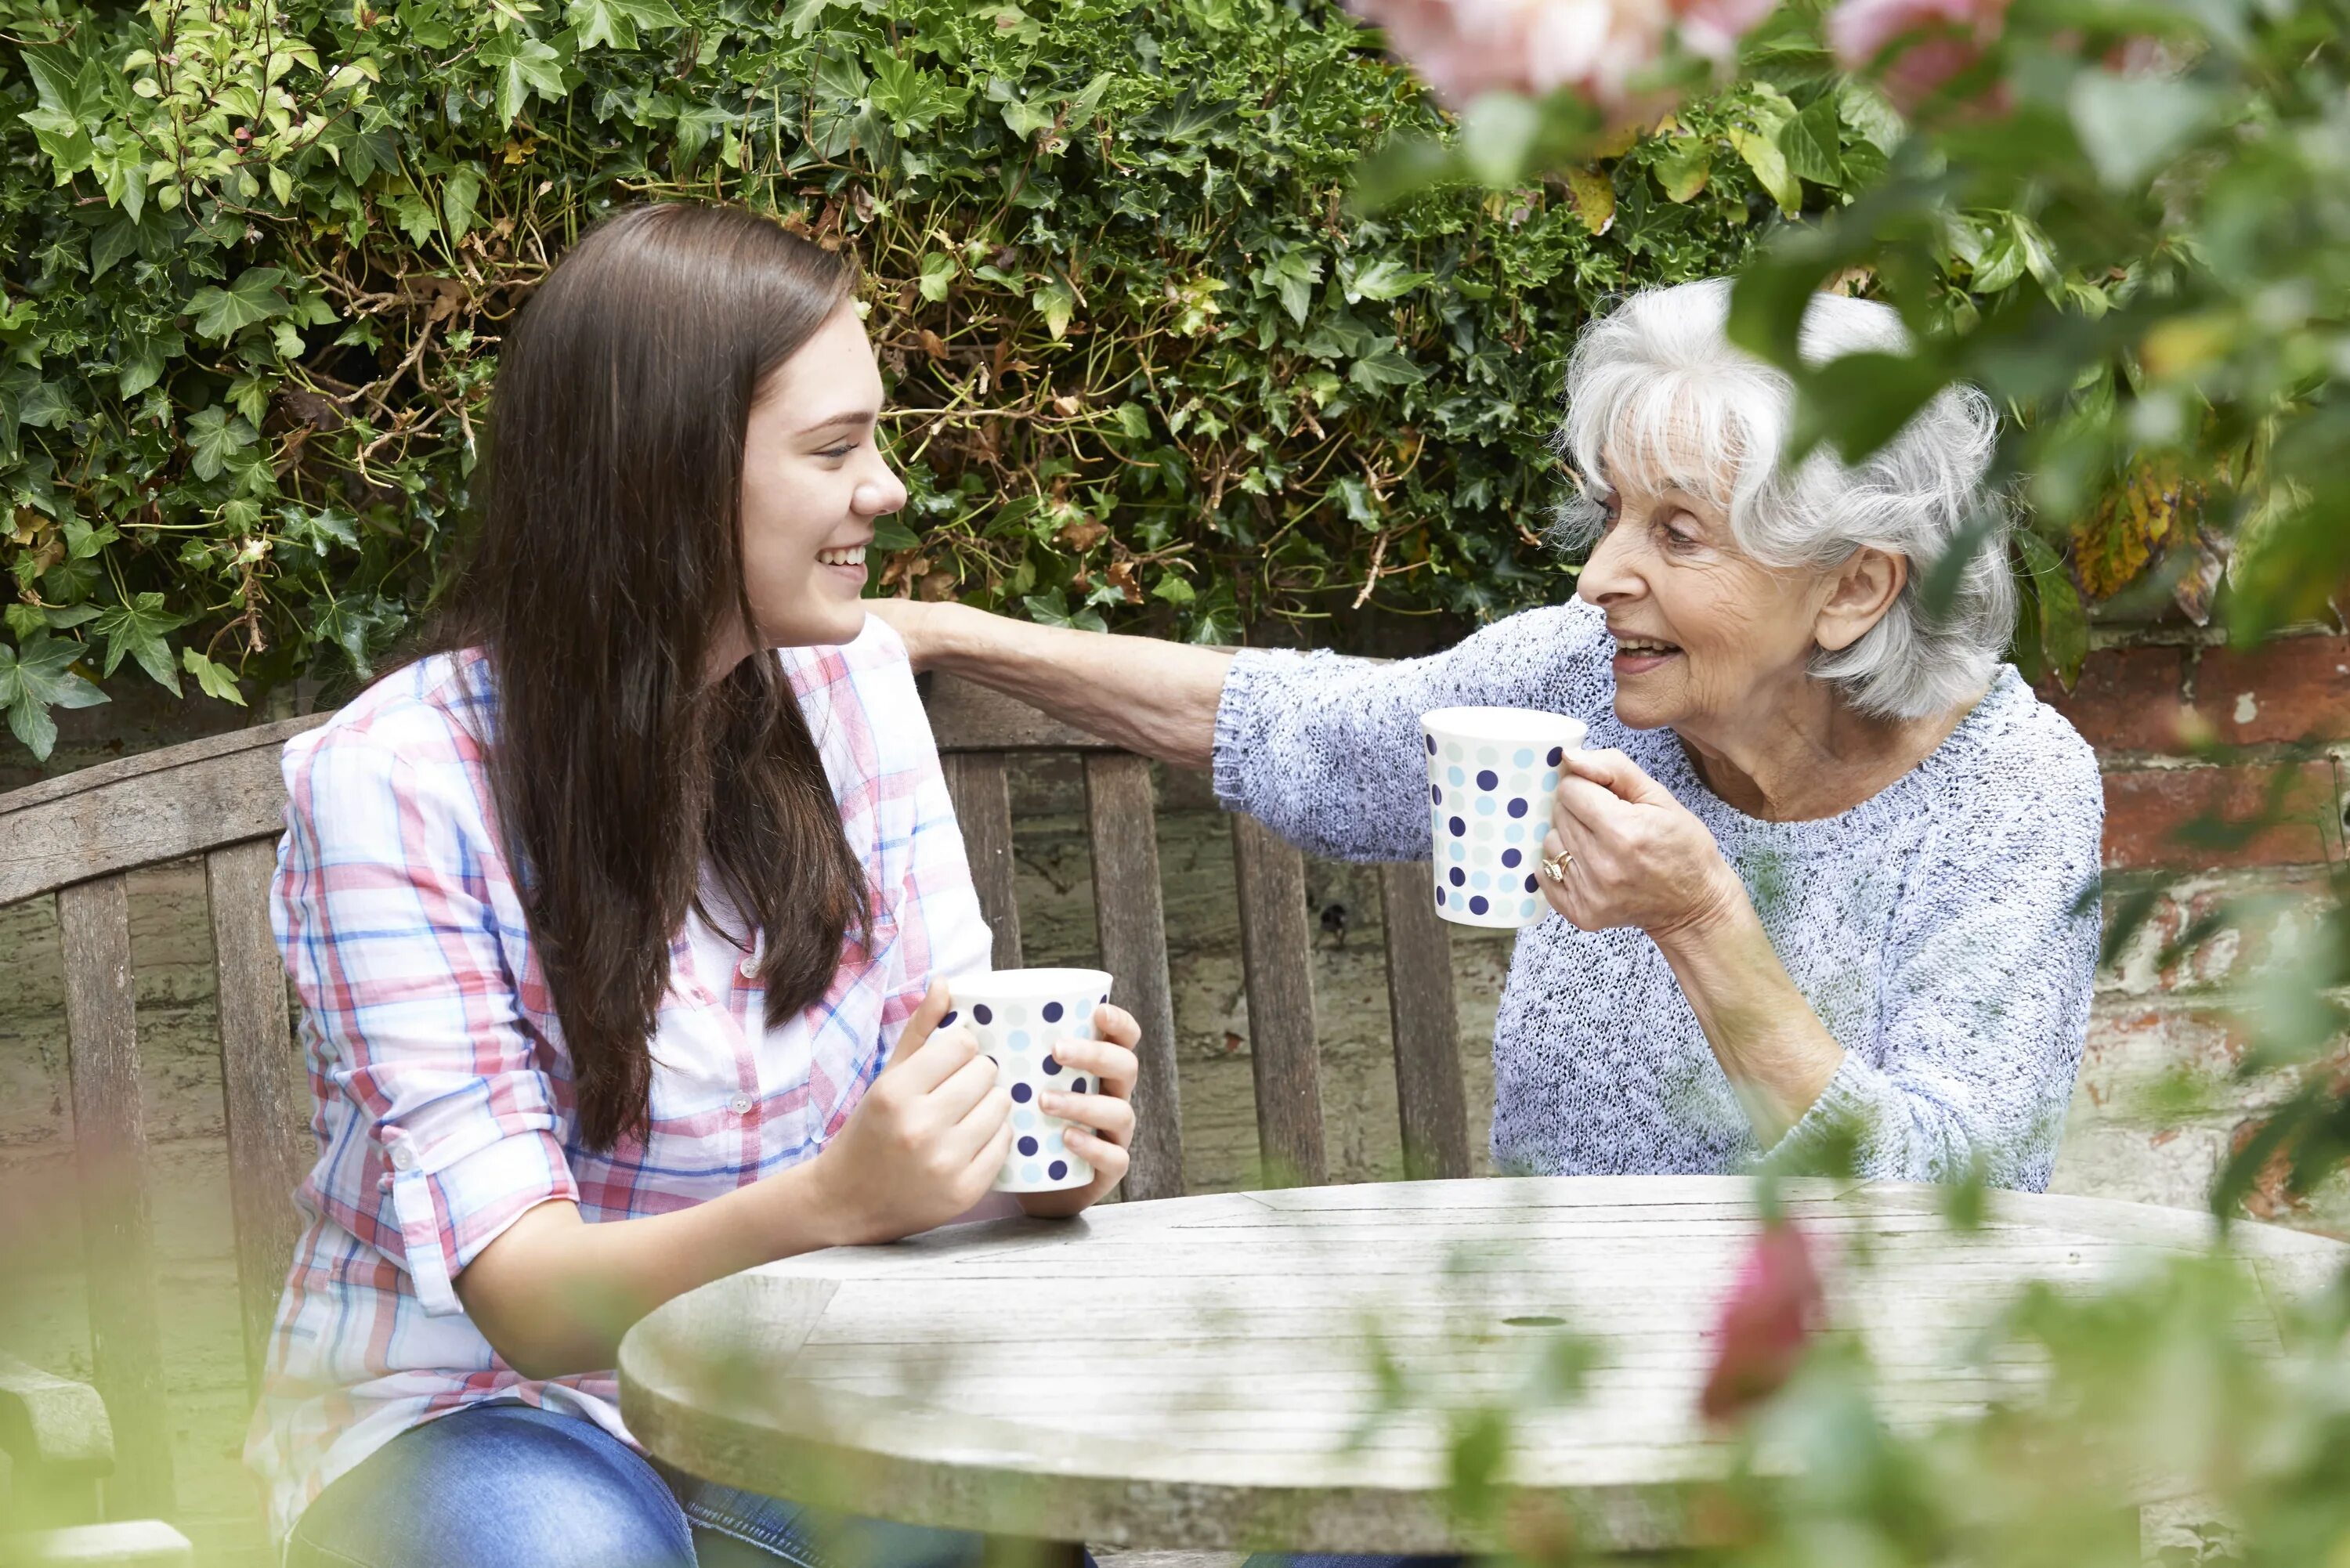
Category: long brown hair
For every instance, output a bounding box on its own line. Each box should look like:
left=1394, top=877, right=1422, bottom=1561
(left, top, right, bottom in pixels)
left=432, top=204, right=869, bottom=1151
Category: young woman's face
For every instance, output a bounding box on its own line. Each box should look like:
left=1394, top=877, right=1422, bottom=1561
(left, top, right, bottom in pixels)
left=737, top=302, right=908, bottom=649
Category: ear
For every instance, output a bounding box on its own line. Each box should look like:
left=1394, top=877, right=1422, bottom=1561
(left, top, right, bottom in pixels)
left=1813, top=547, right=1907, bottom=653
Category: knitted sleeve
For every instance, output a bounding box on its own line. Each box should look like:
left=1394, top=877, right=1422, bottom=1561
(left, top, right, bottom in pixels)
left=1209, top=603, right=1612, bottom=862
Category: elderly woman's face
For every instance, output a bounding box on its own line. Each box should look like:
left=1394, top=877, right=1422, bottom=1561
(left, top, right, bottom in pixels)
left=1574, top=461, right=1831, bottom=736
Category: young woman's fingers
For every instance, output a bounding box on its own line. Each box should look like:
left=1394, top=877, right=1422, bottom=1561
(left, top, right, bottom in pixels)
left=1091, top=1003, right=1141, bottom=1049
left=927, top=1046, right=1002, bottom=1122
left=891, top=1018, right=984, bottom=1095
left=1041, top=1088, right=1136, bottom=1143
left=944, top=1083, right=1014, bottom=1165
left=1047, top=1036, right=1139, bottom=1099
left=877, top=981, right=954, bottom=1076
left=1062, top=1125, right=1130, bottom=1184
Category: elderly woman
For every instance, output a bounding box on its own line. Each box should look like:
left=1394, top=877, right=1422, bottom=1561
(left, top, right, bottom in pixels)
left=874, top=280, right=2103, bottom=1190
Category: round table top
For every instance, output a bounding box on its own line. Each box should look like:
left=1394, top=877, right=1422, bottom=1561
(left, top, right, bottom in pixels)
left=617, top=1176, right=2345, bottom=1554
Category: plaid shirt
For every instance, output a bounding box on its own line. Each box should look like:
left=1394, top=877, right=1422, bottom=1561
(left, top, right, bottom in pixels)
left=244, top=620, right=990, bottom=1542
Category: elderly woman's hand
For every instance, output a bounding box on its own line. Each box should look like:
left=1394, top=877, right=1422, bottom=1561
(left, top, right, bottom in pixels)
left=1538, top=749, right=1744, bottom=939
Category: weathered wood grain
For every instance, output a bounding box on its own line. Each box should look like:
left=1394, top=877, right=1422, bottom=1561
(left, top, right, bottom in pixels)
left=1227, top=817, right=1324, bottom=1187
left=1374, top=863, right=1469, bottom=1181
left=619, top=1177, right=2348, bottom=1555
left=56, top=876, right=176, bottom=1522
left=927, top=675, right=1123, bottom=753
left=1083, top=755, right=1183, bottom=1203
left=0, top=718, right=320, bottom=906
left=941, top=753, right=1024, bottom=970
left=204, top=841, right=312, bottom=1394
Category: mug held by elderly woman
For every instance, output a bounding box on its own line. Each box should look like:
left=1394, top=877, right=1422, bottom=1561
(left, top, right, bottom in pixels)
left=1422, top=706, right=1587, bottom=927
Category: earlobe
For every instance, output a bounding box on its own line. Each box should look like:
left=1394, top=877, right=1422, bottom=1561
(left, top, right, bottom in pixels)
left=1814, top=547, right=1907, bottom=653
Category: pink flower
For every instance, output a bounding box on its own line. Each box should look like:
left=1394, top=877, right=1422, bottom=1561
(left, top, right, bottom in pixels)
left=1697, top=1219, right=1826, bottom=1424
left=1349, top=0, right=1773, bottom=110
left=1826, top=0, right=2009, bottom=108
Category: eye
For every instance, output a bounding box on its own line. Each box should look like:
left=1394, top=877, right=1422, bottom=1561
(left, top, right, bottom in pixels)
left=818, top=441, right=856, bottom=461
left=1660, top=511, right=1701, bottom=549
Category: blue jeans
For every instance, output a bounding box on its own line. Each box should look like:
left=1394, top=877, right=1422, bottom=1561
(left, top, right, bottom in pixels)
left=285, top=1401, right=995, bottom=1568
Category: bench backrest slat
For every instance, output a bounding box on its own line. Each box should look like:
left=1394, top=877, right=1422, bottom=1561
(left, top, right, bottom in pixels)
left=1081, top=753, right=1185, bottom=1203
left=204, top=840, right=314, bottom=1396
left=2, top=718, right=320, bottom=907
left=1227, top=815, right=1327, bottom=1187
left=938, top=752, right=1024, bottom=970
left=56, top=874, right=176, bottom=1521
left=1376, top=863, right=1471, bottom=1180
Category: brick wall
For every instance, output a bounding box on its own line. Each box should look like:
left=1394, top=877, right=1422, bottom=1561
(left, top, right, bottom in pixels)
left=2036, top=625, right=2350, bottom=1225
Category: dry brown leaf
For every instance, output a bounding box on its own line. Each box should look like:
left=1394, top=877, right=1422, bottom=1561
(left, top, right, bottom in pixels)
left=1104, top=558, right=1143, bottom=603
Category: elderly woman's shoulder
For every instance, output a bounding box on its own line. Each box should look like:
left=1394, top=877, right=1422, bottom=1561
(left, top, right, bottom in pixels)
left=1922, top=669, right=2103, bottom=826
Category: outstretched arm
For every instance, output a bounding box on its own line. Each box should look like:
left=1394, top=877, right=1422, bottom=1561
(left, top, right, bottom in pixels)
left=866, top=598, right=1230, bottom=769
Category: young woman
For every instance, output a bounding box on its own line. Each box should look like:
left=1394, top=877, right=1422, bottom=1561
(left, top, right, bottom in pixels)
left=245, top=204, right=1141, bottom=1568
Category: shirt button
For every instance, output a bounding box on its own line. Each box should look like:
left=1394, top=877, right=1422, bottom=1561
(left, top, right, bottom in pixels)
left=737, top=954, right=759, bottom=980
left=727, top=1092, right=754, bottom=1116
left=389, top=1143, right=417, bottom=1172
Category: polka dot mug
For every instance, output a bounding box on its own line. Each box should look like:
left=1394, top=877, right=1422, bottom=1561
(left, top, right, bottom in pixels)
left=1419, top=706, right=1588, bottom=929
left=939, top=966, right=1113, bottom=1193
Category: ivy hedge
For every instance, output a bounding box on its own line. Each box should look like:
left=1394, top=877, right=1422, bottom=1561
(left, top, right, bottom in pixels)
left=2, top=0, right=1904, bottom=758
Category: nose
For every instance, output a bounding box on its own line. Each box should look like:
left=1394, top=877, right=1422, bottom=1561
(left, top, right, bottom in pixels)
left=1575, top=511, right=1644, bottom=609
left=855, top=453, right=909, bottom=518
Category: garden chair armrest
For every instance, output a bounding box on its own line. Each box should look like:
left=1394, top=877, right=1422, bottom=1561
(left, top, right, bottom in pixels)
left=0, top=1356, right=114, bottom=1481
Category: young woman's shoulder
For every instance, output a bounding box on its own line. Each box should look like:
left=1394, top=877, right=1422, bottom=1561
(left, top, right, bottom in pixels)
left=281, top=649, right=497, bottom=812
left=777, top=612, right=938, bottom=768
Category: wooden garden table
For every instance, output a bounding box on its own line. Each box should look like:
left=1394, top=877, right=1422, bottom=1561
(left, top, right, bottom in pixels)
left=616, top=1176, right=2346, bottom=1557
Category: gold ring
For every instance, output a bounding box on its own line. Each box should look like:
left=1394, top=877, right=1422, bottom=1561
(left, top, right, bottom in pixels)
left=1540, top=849, right=1574, bottom=883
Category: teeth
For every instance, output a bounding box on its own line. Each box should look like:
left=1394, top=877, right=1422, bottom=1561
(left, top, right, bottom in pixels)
left=1615, top=638, right=1678, bottom=653
left=817, top=546, right=866, bottom=566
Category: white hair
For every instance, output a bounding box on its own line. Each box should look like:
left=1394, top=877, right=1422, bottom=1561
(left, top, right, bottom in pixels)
left=1550, top=278, right=2014, bottom=721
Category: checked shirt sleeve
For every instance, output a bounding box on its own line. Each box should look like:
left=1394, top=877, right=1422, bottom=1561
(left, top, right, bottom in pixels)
left=273, top=711, right=577, bottom=1317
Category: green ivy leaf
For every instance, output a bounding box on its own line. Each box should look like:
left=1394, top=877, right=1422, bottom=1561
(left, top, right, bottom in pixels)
left=1343, top=258, right=1436, bottom=304
left=90, top=591, right=186, bottom=692
left=1348, top=342, right=1427, bottom=389
left=566, top=0, right=682, bottom=51
left=443, top=165, right=484, bottom=241
left=182, top=647, right=248, bottom=706
left=870, top=56, right=967, bottom=132
left=0, top=633, right=108, bottom=761
left=482, top=29, right=568, bottom=128
left=187, top=268, right=291, bottom=341
left=917, top=252, right=958, bottom=303
left=1032, top=276, right=1076, bottom=341
left=185, top=405, right=258, bottom=481
left=1651, top=139, right=1712, bottom=203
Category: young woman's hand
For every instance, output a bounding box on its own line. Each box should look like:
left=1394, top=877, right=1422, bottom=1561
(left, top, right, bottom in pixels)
left=1014, top=1003, right=1141, bottom=1219
left=811, top=982, right=1013, bottom=1245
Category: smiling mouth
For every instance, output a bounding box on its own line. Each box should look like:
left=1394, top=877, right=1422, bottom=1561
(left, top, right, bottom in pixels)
left=816, top=544, right=868, bottom=569
left=1612, top=635, right=1681, bottom=659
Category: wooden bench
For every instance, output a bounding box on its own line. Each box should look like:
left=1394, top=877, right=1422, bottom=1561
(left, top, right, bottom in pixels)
left=0, top=674, right=1468, bottom=1559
